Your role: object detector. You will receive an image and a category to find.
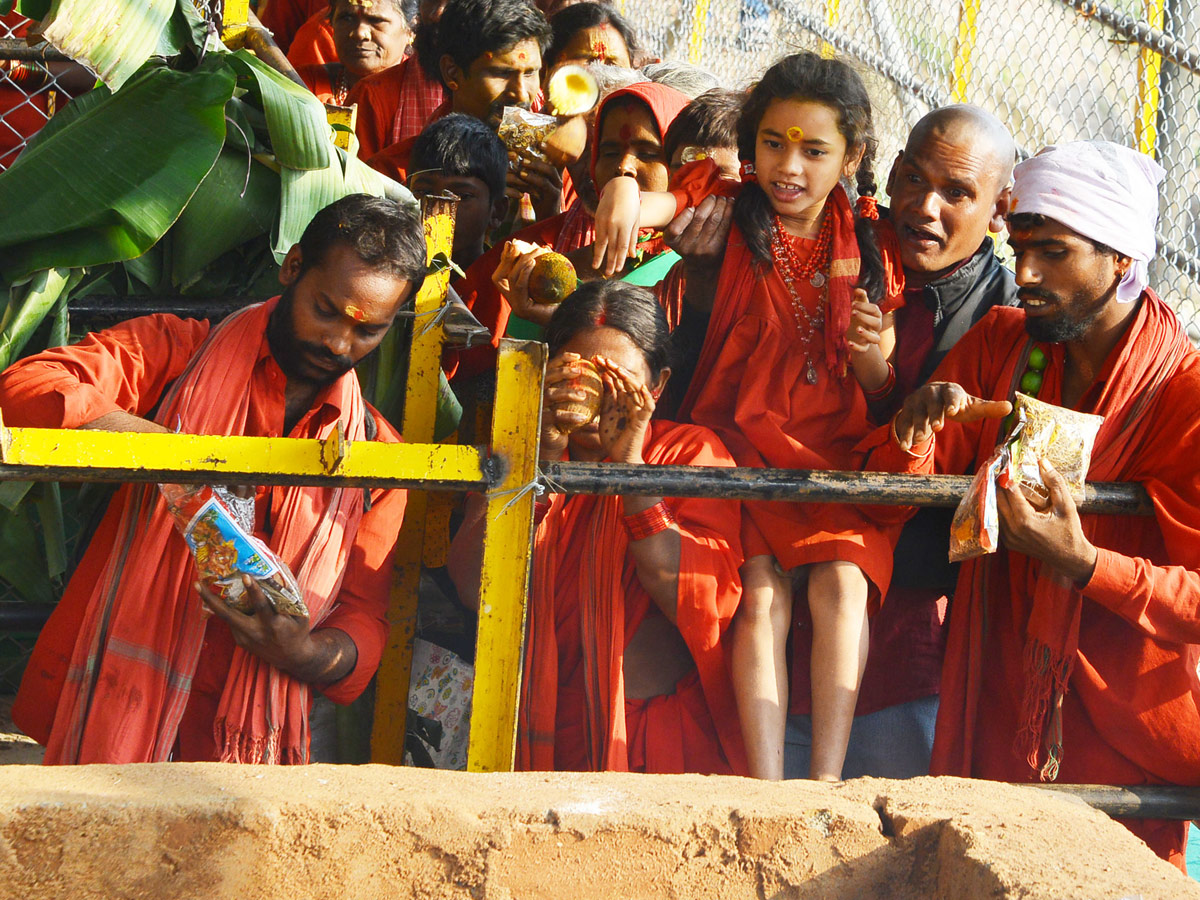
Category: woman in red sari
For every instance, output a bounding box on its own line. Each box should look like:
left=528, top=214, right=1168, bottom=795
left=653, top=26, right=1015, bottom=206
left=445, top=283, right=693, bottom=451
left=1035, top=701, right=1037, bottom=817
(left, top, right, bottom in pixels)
left=450, top=280, right=746, bottom=773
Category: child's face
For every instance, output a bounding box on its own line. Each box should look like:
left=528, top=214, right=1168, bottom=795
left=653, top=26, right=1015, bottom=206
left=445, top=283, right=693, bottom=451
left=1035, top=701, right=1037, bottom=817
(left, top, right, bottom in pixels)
left=594, top=100, right=670, bottom=194
left=754, top=98, right=863, bottom=230
left=408, top=171, right=502, bottom=268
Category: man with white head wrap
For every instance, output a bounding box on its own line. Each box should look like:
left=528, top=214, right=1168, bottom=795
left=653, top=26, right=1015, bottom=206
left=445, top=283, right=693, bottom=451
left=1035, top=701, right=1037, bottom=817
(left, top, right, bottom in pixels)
left=866, top=140, right=1200, bottom=872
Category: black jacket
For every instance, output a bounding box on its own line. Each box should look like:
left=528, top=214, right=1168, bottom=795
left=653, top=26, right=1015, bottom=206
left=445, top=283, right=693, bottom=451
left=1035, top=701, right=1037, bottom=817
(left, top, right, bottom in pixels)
left=891, top=237, right=1018, bottom=593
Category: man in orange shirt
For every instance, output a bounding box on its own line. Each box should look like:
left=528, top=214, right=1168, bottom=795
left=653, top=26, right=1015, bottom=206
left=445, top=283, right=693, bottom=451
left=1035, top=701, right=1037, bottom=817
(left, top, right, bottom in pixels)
left=4, top=195, right=426, bottom=766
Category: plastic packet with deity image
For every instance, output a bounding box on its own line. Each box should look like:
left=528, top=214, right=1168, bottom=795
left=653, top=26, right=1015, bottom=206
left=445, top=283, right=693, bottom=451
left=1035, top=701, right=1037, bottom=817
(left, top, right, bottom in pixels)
left=158, top=483, right=308, bottom=618
left=497, top=106, right=558, bottom=164
left=1001, top=392, right=1103, bottom=505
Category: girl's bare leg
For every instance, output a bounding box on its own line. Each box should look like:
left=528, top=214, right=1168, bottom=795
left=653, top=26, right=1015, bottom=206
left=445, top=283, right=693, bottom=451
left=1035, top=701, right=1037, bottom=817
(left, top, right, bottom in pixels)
left=807, top=560, right=870, bottom=782
left=731, top=554, right=792, bottom=780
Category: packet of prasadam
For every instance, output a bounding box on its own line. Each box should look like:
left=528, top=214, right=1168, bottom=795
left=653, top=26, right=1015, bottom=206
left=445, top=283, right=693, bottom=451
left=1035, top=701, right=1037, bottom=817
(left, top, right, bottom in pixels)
left=498, top=106, right=558, bottom=162
left=1000, top=392, right=1103, bottom=505
left=159, top=483, right=308, bottom=618
left=949, top=448, right=1005, bottom=562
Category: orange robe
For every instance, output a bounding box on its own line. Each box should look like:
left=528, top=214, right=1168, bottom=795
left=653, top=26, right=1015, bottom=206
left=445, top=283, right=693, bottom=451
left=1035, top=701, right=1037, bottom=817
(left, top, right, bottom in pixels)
left=258, top=0, right=327, bottom=52
left=2, top=311, right=406, bottom=763
left=518, top=421, right=747, bottom=774
left=297, top=63, right=345, bottom=105
left=285, top=9, right=337, bottom=69
left=350, top=56, right=449, bottom=160
left=867, top=297, right=1200, bottom=870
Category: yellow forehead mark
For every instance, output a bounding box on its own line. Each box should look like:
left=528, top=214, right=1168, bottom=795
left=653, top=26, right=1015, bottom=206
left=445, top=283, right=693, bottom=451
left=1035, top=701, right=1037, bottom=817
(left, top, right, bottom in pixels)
left=345, top=303, right=366, bottom=322
left=786, top=126, right=804, bottom=143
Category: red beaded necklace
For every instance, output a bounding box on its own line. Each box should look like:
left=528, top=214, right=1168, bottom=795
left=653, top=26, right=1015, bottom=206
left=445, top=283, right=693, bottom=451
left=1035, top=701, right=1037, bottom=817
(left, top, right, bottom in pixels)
left=770, top=212, right=834, bottom=384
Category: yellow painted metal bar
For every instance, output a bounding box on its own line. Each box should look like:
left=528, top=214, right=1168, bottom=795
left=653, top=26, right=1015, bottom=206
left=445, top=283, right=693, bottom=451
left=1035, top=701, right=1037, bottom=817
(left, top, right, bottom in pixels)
left=687, top=0, right=712, bottom=65
left=325, top=103, right=358, bottom=154
left=951, top=0, right=981, bottom=103
left=1136, top=0, right=1165, bottom=157
left=821, top=0, right=841, bottom=60
left=468, top=339, right=545, bottom=773
left=220, top=0, right=251, bottom=47
left=0, top=423, right=485, bottom=488
left=371, top=194, right=458, bottom=765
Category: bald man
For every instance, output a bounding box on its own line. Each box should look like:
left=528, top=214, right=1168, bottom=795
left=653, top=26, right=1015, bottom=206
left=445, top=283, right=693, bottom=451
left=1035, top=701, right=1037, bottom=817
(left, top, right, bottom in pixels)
left=783, top=105, right=1021, bottom=780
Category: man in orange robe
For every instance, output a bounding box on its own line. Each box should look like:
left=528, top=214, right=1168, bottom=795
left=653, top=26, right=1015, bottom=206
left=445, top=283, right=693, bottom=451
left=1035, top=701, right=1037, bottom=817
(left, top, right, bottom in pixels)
left=871, top=141, right=1200, bottom=871
left=3, top=196, right=426, bottom=765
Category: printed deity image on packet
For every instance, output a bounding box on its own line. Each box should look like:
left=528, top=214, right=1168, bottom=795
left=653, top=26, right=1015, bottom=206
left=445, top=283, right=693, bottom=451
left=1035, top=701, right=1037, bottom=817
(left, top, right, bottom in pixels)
left=159, top=483, right=308, bottom=618
left=948, top=393, right=1104, bottom=562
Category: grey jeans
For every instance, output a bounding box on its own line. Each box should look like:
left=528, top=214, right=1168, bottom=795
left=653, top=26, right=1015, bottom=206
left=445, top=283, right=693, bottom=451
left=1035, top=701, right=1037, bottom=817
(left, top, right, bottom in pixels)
left=783, top=694, right=939, bottom=780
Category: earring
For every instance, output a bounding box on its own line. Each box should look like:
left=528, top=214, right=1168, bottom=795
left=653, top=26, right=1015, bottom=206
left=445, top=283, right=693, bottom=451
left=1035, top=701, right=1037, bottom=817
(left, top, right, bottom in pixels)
left=447, top=80, right=458, bottom=90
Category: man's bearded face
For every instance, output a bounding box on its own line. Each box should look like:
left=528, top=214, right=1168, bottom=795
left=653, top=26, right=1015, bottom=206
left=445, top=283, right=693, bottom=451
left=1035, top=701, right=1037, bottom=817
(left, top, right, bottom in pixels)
left=268, top=242, right=411, bottom=390
left=1008, top=218, right=1126, bottom=344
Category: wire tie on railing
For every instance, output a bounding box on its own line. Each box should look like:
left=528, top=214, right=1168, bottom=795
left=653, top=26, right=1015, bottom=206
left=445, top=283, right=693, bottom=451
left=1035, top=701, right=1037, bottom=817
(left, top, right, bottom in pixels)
left=491, top=470, right=569, bottom=517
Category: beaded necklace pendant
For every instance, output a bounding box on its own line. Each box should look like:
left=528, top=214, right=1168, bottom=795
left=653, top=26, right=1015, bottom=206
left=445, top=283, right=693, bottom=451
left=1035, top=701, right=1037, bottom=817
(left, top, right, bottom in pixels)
left=771, top=215, right=833, bottom=384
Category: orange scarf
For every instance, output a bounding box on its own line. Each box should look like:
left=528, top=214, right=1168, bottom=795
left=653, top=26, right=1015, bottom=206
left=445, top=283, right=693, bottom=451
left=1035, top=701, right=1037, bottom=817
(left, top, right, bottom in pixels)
left=44, top=299, right=367, bottom=764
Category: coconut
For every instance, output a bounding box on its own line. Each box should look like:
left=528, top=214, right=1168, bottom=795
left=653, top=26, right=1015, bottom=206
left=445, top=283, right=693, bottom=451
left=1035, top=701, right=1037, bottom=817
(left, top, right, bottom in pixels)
left=546, top=64, right=600, bottom=116
left=557, top=358, right=604, bottom=433
left=528, top=252, right=578, bottom=304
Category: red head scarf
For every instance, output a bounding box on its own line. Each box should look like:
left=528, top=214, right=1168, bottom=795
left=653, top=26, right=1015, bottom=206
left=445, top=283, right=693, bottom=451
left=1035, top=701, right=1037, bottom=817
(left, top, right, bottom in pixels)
left=590, top=81, right=691, bottom=185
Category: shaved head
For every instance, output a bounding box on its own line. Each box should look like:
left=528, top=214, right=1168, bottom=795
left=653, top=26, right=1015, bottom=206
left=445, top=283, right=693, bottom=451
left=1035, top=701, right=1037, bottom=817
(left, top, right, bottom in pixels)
left=888, top=104, right=1017, bottom=279
left=905, top=104, right=1016, bottom=192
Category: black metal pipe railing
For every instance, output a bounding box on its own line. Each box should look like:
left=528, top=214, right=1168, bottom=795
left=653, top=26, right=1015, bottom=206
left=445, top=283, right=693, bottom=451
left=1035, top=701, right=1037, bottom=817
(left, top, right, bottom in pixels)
left=539, top=463, right=1154, bottom=517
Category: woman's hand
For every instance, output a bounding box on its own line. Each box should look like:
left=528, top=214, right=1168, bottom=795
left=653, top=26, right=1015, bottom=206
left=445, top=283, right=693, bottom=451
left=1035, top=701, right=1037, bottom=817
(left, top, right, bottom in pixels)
left=596, top=356, right=655, bottom=465
left=540, top=352, right=597, bottom=460
left=491, top=239, right=560, bottom=328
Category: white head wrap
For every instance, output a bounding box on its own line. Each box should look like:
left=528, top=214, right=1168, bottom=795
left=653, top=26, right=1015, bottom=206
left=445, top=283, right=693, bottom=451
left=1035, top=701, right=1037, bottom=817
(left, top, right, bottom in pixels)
left=1010, top=141, right=1165, bottom=303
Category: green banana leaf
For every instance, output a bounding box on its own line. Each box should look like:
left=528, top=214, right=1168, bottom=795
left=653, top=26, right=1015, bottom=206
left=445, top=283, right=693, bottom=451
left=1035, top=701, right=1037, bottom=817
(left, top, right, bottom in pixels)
left=1, top=0, right=51, bottom=19
left=225, top=49, right=332, bottom=172
left=0, top=503, right=56, bottom=605
left=0, top=267, right=79, bottom=369
left=38, top=0, right=190, bottom=92
left=170, top=147, right=281, bottom=288
left=0, top=56, right=236, bottom=283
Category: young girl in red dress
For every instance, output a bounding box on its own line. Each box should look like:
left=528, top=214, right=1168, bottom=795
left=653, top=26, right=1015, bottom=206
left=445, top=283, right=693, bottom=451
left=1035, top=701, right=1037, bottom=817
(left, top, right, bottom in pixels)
left=590, top=52, right=905, bottom=780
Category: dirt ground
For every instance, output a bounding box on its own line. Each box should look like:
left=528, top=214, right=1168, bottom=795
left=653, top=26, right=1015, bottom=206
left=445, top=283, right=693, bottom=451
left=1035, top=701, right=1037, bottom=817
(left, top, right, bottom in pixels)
left=0, top=761, right=1196, bottom=899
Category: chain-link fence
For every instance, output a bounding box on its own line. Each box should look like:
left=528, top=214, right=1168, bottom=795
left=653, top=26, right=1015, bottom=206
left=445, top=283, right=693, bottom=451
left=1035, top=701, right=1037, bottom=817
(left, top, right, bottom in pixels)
left=621, top=0, right=1200, bottom=343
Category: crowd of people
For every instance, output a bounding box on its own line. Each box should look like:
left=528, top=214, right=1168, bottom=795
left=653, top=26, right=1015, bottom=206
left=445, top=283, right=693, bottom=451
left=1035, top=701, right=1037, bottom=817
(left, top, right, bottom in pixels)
left=1, top=0, right=1198, bottom=875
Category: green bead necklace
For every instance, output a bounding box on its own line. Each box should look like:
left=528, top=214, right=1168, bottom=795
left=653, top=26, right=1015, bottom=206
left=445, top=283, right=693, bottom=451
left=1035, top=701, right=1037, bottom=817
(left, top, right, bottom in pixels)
left=1003, top=344, right=1049, bottom=436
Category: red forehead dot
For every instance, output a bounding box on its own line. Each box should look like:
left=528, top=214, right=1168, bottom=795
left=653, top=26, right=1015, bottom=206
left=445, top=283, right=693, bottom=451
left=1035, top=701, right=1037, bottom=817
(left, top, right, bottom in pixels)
left=619, top=122, right=633, bottom=141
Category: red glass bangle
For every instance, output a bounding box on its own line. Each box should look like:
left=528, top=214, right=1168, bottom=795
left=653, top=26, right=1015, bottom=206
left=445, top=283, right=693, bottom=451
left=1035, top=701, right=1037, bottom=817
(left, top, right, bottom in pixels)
left=623, top=500, right=675, bottom=541
left=864, top=362, right=896, bottom=400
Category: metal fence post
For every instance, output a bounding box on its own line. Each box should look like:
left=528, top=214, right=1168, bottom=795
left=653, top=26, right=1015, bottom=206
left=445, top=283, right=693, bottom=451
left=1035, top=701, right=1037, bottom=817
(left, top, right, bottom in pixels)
left=370, top=193, right=457, bottom=765
left=467, top=338, right=545, bottom=773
